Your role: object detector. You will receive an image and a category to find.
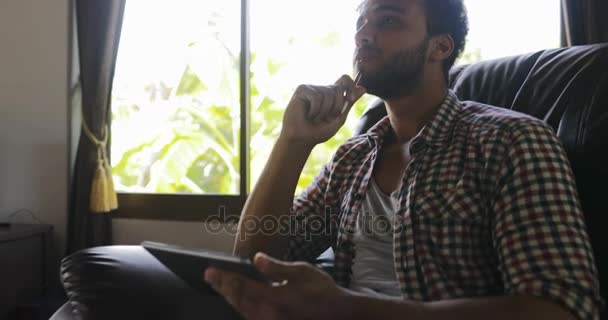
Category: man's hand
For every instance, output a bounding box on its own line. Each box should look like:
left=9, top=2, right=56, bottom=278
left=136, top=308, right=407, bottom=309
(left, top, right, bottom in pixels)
left=280, top=74, right=366, bottom=147
left=204, top=253, right=578, bottom=320
left=232, top=74, right=364, bottom=259
left=204, top=253, right=349, bottom=320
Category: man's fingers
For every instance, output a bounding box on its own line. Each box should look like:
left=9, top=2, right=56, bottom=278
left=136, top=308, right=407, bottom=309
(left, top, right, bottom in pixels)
left=335, top=74, right=366, bottom=114
left=312, top=87, right=330, bottom=123
left=352, top=85, right=366, bottom=101
left=294, top=75, right=366, bottom=124
left=335, top=74, right=355, bottom=111
left=298, top=86, right=341, bottom=124
left=330, top=85, right=346, bottom=119
left=334, top=74, right=355, bottom=87
left=340, top=89, right=363, bottom=115
left=294, top=85, right=320, bottom=122
left=204, top=268, right=291, bottom=320
left=342, top=85, right=367, bottom=114
left=317, top=86, right=341, bottom=123
left=205, top=267, right=278, bottom=312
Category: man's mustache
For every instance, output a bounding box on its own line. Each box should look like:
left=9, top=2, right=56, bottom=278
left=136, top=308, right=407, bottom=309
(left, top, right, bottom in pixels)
left=354, top=46, right=382, bottom=59
left=353, top=46, right=382, bottom=68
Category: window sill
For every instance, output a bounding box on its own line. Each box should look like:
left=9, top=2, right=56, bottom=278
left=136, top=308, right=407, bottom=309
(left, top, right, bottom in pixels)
left=112, top=193, right=245, bottom=222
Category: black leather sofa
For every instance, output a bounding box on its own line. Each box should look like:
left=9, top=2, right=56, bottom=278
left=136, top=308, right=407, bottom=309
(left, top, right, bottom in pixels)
left=51, top=43, right=608, bottom=320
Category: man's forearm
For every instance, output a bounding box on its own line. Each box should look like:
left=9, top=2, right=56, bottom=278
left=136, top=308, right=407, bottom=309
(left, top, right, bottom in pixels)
left=341, top=292, right=575, bottom=320
left=233, top=137, right=314, bottom=259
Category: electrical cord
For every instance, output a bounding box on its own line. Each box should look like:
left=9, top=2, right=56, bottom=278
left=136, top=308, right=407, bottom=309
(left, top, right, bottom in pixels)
left=6, top=208, right=44, bottom=224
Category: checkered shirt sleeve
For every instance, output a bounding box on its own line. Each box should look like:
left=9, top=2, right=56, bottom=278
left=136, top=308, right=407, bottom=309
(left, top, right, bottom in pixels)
left=491, top=119, right=603, bottom=320
left=284, top=160, right=340, bottom=263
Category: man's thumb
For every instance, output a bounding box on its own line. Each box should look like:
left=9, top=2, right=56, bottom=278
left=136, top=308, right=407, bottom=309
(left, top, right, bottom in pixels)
left=254, top=252, right=302, bottom=282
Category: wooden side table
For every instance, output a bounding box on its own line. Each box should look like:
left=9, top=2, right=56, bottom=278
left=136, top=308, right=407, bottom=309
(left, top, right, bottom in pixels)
left=0, top=223, right=53, bottom=320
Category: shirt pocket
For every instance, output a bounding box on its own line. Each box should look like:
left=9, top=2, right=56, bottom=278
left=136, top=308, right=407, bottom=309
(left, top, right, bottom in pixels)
left=417, top=175, right=485, bottom=222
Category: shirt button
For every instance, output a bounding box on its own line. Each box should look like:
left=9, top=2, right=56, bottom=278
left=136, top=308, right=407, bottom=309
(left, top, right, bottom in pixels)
left=353, top=193, right=362, bottom=200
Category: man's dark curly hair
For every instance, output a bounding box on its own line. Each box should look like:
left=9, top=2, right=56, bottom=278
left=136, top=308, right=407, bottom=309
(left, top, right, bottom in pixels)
left=423, top=0, right=469, bottom=80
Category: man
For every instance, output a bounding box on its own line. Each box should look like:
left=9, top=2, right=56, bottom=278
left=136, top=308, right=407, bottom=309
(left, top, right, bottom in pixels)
left=204, top=0, right=603, bottom=319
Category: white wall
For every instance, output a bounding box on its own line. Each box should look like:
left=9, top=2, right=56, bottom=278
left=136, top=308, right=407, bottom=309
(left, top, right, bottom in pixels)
left=0, top=0, right=236, bottom=270
left=113, top=220, right=237, bottom=253
left=0, top=0, right=69, bottom=260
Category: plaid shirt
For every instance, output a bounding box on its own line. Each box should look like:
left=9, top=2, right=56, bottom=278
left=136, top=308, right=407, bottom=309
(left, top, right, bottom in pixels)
left=285, top=91, right=602, bottom=320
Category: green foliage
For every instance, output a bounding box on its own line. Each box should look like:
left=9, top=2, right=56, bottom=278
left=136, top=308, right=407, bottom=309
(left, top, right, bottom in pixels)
left=176, top=65, right=208, bottom=96
left=267, top=59, right=285, bottom=76
left=112, top=27, right=371, bottom=195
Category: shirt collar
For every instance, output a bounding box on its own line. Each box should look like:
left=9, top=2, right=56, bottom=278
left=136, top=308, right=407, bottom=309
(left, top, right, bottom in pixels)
left=365, top=90, right=462, bottom=149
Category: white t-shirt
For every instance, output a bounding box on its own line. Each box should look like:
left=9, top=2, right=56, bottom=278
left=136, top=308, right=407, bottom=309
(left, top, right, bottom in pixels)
left=349, top=178, right=401, bottom=297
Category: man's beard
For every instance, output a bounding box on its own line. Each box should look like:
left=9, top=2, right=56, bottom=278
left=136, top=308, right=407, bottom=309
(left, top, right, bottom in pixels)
left=356, top=38, right=429, bottom=99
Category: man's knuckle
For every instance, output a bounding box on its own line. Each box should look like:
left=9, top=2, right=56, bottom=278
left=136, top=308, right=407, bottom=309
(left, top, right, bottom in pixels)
left=289, top=262, right=311, bottom=273
left=328, top=84, right=342, bottom=96
left=337, top=74, right=350, bottom=83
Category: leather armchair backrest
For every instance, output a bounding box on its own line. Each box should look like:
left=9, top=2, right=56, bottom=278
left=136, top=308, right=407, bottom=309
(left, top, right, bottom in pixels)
left=355, top=43, right=608, bottom=302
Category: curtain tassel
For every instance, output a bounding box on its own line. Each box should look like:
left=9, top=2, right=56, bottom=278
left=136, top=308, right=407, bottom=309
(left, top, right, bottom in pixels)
left=83, top=122, right=118, bottom=213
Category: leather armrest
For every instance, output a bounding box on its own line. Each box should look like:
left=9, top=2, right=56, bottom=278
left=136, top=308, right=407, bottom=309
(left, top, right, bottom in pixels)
left=60, top=246, right=242, bottom=320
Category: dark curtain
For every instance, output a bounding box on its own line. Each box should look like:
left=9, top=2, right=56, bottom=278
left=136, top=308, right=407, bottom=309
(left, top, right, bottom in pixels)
left=67, top=0, right=126, bottom=254
left=562, top=0, right=608, bottom=46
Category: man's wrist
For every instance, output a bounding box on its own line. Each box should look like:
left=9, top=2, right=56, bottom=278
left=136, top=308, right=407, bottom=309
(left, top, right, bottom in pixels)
left=276, top=134, right=317, bottom=153
left=331, top=287, right=359, bottom=319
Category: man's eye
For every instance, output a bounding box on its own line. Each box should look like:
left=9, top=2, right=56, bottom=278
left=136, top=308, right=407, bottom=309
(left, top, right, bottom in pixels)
left=381, top=17, right=396, bottom=25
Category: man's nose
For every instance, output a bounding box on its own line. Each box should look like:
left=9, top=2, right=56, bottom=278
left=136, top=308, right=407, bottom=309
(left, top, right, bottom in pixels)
left=355, top=21, right=373, bottom=47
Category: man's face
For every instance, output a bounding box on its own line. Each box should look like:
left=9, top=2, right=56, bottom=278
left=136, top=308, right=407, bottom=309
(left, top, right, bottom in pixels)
left=354, top=0, right=431, bottom=99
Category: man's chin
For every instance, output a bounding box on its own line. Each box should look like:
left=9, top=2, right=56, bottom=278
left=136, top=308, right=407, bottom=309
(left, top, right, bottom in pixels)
left=357, top=71, right=384, bottom=92
left=355, top=68, right=379, bottom=87
left=362, top=74, right=423, bottom=100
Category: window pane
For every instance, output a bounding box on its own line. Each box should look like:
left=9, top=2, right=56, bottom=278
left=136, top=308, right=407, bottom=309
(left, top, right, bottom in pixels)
left=458, top=0, right=561, bottom=64
left=111, top=0, right=241, bottom=195
left=250, top=0, right=375, bottom=193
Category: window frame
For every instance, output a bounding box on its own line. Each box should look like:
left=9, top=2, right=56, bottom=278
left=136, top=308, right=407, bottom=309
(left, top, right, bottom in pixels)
left=113, top=0, right=251, bottom=221
left=115, top=193, right=246, bottom=221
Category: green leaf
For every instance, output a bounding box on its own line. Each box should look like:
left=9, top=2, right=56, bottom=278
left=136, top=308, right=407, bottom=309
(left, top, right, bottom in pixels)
left=112, top=135, right=160, bottom=187
left=148, top=134, right=211, bottom=192
left=255, top=97, right=275, bottom=112
left=176, top=65, right=208, bottom=96
left=251, top=82, right=260, bottom=98
left=266, top=59, right=285, bottom=76
left=186, top=152, right=234, bottom=194
left=177, top=176, right=205, bottom=193
left=182, top=105, right=234, bottom=153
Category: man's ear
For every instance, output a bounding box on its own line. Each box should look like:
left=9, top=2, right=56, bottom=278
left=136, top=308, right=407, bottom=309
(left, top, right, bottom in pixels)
left=429, top=34, right=455, bottom=63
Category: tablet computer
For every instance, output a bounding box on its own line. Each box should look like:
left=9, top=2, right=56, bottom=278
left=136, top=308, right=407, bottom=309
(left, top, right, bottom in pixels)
left=142, top=241, right=269, bottom=293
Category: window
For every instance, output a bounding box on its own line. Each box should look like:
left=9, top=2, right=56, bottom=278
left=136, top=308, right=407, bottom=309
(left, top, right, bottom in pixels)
left=458, top=0, right=561, bottom=64
left=111, top=0, right=561, bottom=220
left=112, top=1, right=242, bottom=196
